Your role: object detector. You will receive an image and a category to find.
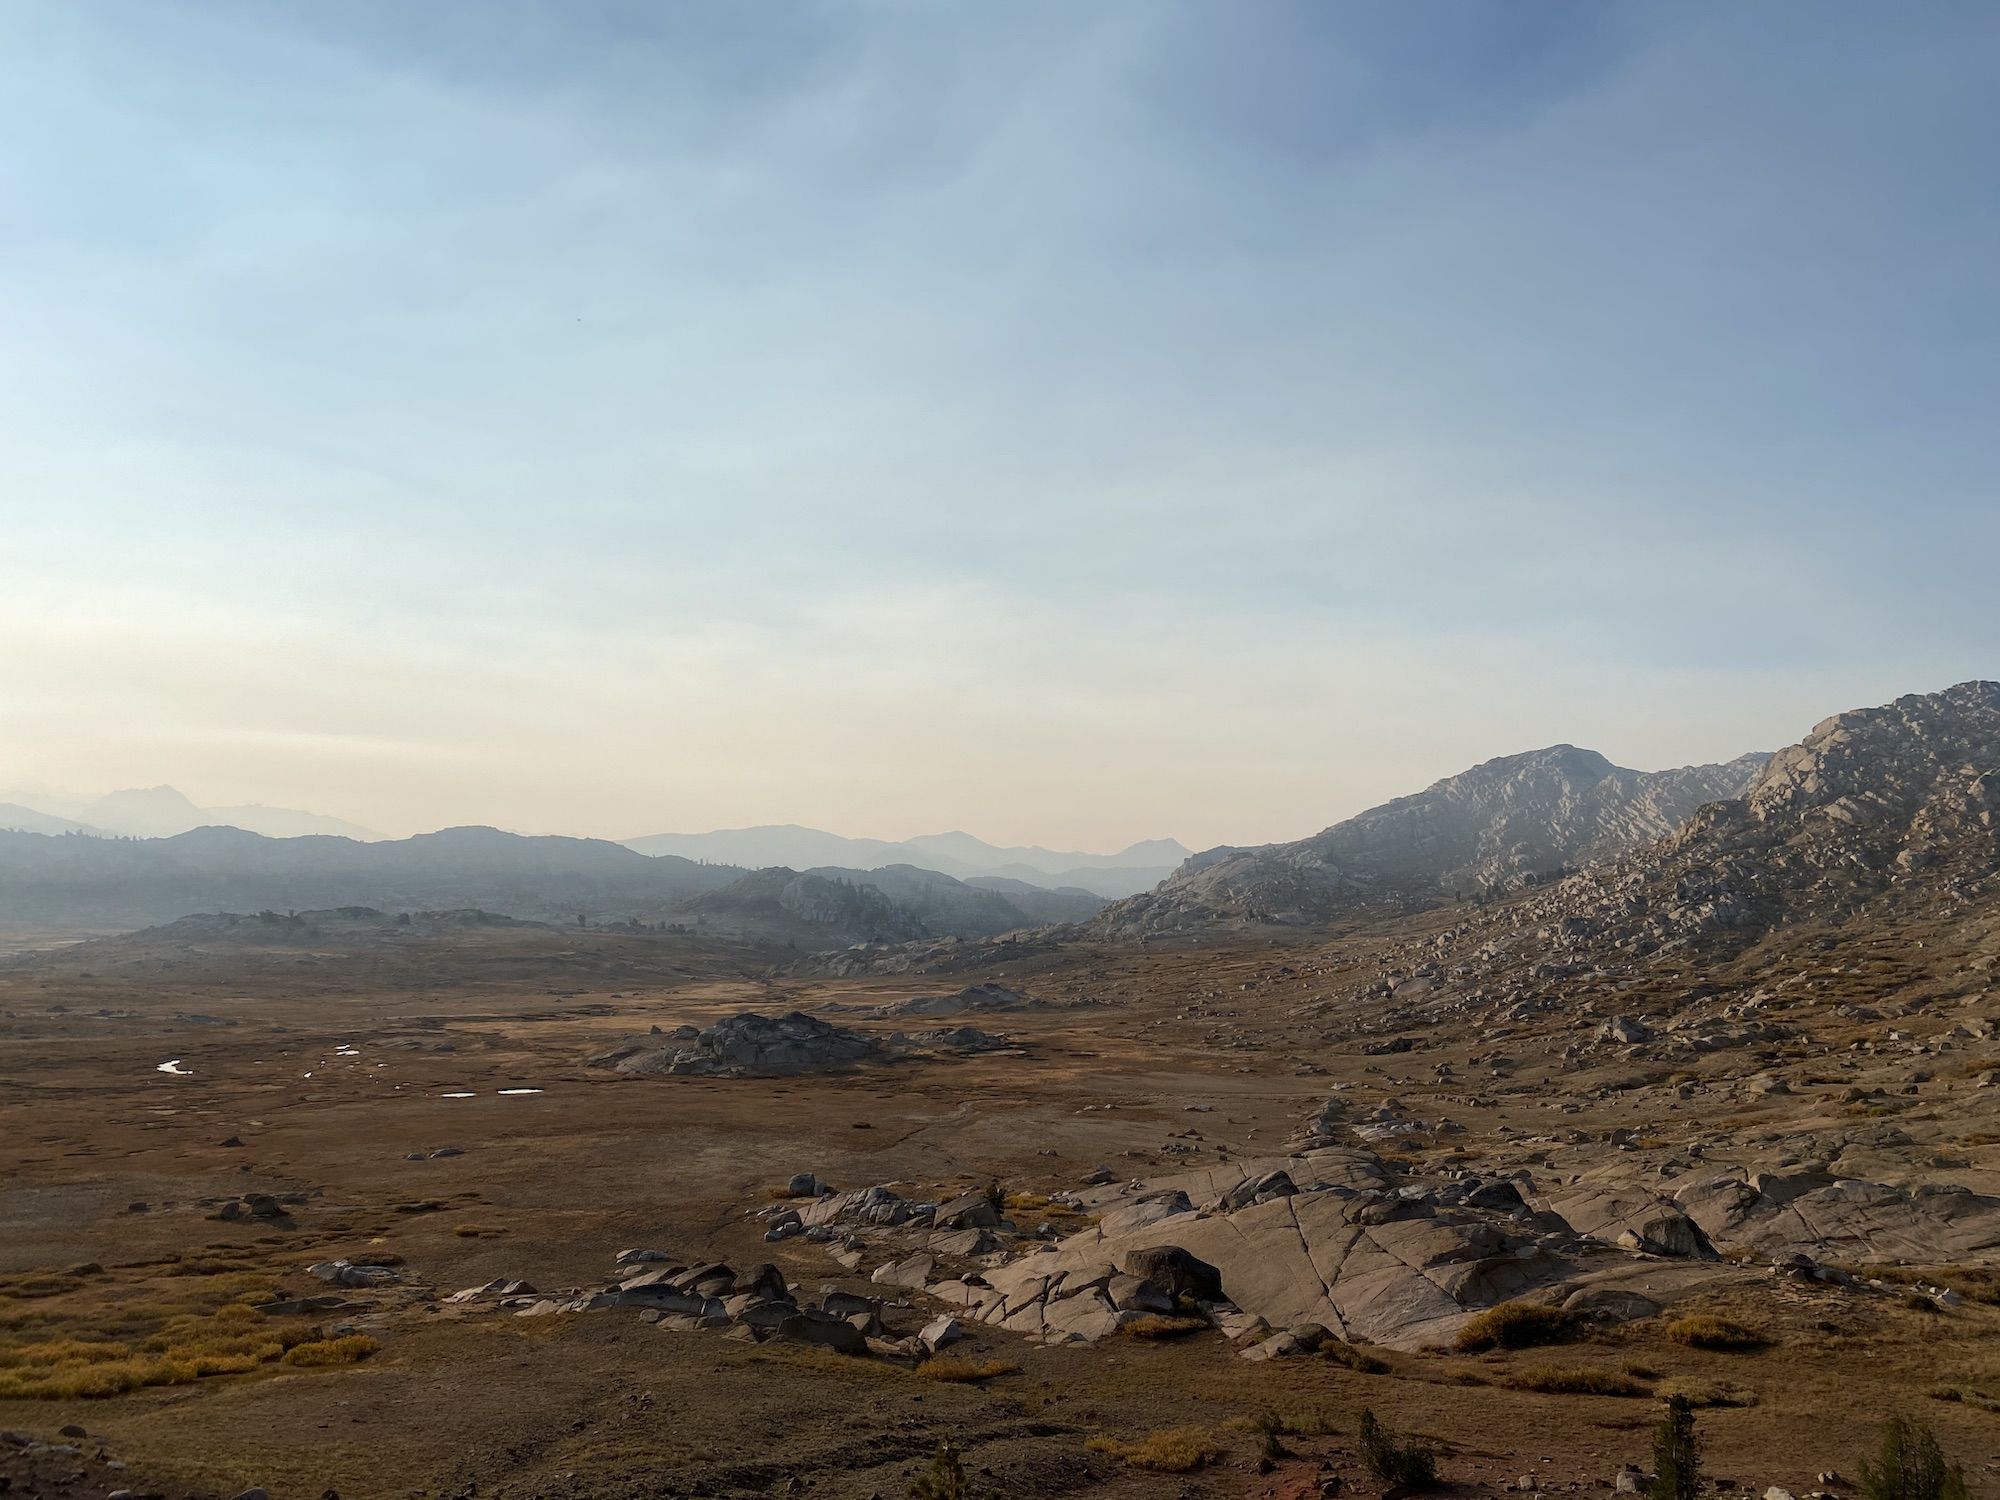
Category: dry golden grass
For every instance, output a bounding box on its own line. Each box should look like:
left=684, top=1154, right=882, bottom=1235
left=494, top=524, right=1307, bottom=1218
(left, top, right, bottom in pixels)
left=1656, top=1375, right=1759, bottom=1408
left=1923, top=1266, right=2000, bottom=1306
left=282, top=1334, right=379, bottom=1368
left=1086, top=1427, right=1224, bottom=1472
left=1004, top=1191, right=1092, bottom=1228
left=1120, top=1314, right=1209, bottom=1340
left=0, top=1264, right=320, bottom=1399
left=1224, top=1409, right=1335, bottom=1439
left=913, top=1356, right=1018, bottom=1383
left=1503, top=1363, right=1651, bottom=1397
left=1454, top=1300, right=1573, bottom=1353
left=1666, top=1314, right=1768, bottom=1351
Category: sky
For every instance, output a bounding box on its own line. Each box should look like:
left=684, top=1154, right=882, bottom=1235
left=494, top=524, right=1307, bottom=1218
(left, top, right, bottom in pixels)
left=1, top=2, right=1995, bottom=851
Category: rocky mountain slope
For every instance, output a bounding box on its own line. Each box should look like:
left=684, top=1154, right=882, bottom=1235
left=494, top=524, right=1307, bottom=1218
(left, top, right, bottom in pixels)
left=1097, top=745, right=1768, bottom=935
left=1415, top=679, right=2000, bottom=981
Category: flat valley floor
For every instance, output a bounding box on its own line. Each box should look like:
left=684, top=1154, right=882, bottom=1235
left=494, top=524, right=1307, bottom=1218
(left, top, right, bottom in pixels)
left=2, top=918, right=1996, bottom=1499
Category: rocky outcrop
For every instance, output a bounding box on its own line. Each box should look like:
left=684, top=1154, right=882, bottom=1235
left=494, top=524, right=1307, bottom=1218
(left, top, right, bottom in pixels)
left=1674, top=1172, right=2000, bottom=1264
left=588, top=1010, right=1015, bottom=1078
left=590, top=1011, right=880, bottom=1077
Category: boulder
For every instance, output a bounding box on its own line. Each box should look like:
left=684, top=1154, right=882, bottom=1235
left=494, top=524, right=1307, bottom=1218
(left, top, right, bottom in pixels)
left=1041, top=1289, right=1120, bottom=1341
left=1560, top=1287, right=1661, bottom=1324
left=614, top=1248, right=678, bottom=1266
left=934, top=1192, right=1000, bottom=1231
left=775, top=1308, right=869, bottom=1355
left=674, top=1263, right=737, bottom=1295
left=870, top=1253, right=935, bottom=1290
left=1466, top=1180, right=1526, bottom=1212
left=738, top=1263, right=789, bottom=1301
left=1221, top=1170, right=1297, bottom=1212
left=1106, top=1274, right=1175, bottom=1314
left=1119, top=1246, right=1222, bottom=1303
left=918, top=1314, right=963, bottom=1352
left=929, top=1228, right=1004, bottom=1258
left=821, top=1291, right=881, bottom=1323
left=307, top=1260, right=399, bottom=1289
left=763, top=1210, right=804, bottom=1242
left=1547, top=1189, right=1718, bottom=1260
left=728, top=1297, right=798, bottom=1334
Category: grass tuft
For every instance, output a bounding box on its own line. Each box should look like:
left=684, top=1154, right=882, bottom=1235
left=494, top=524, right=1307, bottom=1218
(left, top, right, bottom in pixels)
left=913, top=1356, right=1017, bottom=1383
left=1666, top=1314, right=1768, bottom=1352
left=1656, top=1375, right=1759, bottom=1408
left=1504, top=1363, right=1652, bottom=1397
left=1455, top=1301, right=1573, bottom=1353
left=281, top=1334, right=379, bottom=1368
left=1121, top=1314, right=1209, bottom=1340
left=1086, top=1427, right=1224, bottom=1473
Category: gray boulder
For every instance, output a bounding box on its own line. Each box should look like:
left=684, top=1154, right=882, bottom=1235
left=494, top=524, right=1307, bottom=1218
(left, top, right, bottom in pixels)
left=776, top=1308, right=869, bottom=1355
left=1119, top=1245, right=1222, bottom=1303
left=1561, top=1286, right=1661, bottom=1324
left=918, top=1314, right=963, bottom=1352
left=593, top=1011, right=879, bottom=1078
left=934, top=1191, right=1001, bottom=1231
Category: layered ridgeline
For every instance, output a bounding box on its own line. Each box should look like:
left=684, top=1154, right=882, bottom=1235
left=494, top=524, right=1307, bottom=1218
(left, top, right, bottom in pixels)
left=624, top=825, right=1187, bottom=899
left=0, top=783, right=381, bottom=840
left=1098, top=745, right=1769, bottom=934
left=0, top=826, right=733, bottom=930
left=0, top=827, right=1102, bottom=941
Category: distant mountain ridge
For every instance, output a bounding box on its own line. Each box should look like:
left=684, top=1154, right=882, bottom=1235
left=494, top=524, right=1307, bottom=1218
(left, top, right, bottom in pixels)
left=0, top=803, right=108, bottom=836
left=0, top=824, right=731, bottom=931
left=622, top=824, right=1188, bottom=898
left=0, top=823, right=1108, bottom=946
left=1097, top=745, right=1770, bottom=934
left=0, top=784, right=382, bottom=841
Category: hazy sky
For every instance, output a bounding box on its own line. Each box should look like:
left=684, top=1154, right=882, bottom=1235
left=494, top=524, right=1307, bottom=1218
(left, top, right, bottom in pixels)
left=2, top=2, right=1995, bottom=850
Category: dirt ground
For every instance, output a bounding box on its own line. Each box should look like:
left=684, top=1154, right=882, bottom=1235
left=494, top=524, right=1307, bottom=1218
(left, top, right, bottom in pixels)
left=1, top=920, right=1995, bottom=1499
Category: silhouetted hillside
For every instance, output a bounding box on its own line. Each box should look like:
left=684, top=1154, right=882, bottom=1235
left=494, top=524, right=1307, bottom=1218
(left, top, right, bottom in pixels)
left=0, top=825, right=733, bottom=930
